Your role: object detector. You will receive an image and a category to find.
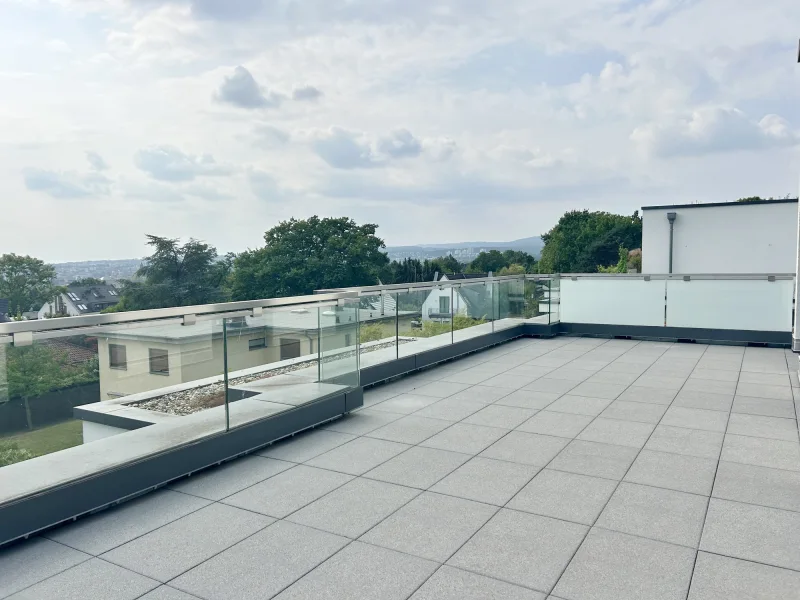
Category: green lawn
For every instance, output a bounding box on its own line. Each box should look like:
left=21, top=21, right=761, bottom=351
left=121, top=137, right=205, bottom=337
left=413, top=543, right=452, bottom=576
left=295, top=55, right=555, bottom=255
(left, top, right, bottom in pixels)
left=3, top=419, right=84, bottom=458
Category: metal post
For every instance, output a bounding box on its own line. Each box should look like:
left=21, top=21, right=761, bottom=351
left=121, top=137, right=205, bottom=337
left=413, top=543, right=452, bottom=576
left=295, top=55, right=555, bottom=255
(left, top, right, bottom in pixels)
left=793, top=174, right=800, bottom=352
left=395, top=293, right=399, bottom=360
left=222, top=319, right=230, bottom=432
left=667, top=212, right=677, bottom=274
left=450, top=286, right=454, bottom=345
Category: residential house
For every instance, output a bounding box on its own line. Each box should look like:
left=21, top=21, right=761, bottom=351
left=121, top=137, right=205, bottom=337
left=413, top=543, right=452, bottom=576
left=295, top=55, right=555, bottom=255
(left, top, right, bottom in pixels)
left=421, top=273, right=495, bottom=321
left=38, top=282, right=121, bottom=318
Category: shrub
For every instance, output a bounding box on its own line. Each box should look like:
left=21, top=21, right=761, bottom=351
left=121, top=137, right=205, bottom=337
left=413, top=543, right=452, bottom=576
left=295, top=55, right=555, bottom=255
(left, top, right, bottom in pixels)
left=359, top=323, right=387, bottom=343
left=0, top=441, right=35, bottom=467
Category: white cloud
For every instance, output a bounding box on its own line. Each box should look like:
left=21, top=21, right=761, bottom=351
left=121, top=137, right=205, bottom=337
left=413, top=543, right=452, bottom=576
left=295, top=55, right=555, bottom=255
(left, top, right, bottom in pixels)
left=631, top=107, right=799, bottom=157
left=312, top=127, right=381, bottom=169
left=251, top=124, right=290, bottom=148
left=291, top=85, right=324, bottom=101
left=377, top=128, right=422, bottom=159
left=215, top=66, right=284, bottom=109
left=47, top=39, right=72, bottom=54
left=86, top=151, right=109, bottom=171
left=23, top=169, right=111, bottom=199
left=134, top=146, right=232, bottom=181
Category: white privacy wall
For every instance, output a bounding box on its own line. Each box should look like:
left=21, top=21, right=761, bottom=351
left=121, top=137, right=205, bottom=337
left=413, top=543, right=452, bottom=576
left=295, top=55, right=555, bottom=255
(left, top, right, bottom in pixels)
left=666, top=279, right=795, bottom=332
left=642, top=201, right=798, bottom=274
left=559, top=278, right=666, bottom=326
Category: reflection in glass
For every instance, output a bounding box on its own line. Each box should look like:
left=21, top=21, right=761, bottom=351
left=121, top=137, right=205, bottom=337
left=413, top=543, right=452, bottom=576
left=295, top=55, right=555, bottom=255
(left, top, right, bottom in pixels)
left=357, top=293, right=399, bottom=368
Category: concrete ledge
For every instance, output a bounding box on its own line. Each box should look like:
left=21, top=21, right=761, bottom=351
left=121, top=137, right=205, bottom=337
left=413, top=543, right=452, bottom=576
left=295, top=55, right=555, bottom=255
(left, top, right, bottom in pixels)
left=0, top=388, right=362, bottom=546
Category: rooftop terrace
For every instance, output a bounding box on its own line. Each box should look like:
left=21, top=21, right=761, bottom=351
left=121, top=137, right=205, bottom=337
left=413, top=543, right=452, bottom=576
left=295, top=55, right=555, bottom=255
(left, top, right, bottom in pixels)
left=3, top=335, right=799, bottom=600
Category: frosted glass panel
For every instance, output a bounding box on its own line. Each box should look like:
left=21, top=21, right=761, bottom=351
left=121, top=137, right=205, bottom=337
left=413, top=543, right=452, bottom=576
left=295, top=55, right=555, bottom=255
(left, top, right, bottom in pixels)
left=560, top=278, right=665, bottom=326
left=666, top=279, right=794, bottom=332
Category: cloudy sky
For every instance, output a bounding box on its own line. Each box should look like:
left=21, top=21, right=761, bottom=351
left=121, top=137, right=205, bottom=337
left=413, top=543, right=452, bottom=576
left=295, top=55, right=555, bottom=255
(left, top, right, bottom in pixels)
left=2, top=0, right=799, bottom=262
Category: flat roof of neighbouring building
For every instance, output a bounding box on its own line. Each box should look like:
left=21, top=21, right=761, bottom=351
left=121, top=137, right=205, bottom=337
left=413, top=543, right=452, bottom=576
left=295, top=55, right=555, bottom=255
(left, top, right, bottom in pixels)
left=642, top=198, right=798, bottom=210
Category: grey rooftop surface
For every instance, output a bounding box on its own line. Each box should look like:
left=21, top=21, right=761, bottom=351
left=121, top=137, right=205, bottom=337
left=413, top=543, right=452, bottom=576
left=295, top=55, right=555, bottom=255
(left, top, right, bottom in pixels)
left=3, top=337, right=800, bottom=600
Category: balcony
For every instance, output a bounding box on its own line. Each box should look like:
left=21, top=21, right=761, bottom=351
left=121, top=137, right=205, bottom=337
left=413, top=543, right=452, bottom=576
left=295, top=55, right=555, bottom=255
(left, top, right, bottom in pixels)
left=1, top=273, right=799, bottom=599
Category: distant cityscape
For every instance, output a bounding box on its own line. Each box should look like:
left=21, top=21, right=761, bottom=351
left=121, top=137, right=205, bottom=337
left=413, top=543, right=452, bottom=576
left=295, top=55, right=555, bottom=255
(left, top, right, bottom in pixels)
left=385, top=236, right=543, bottom=262
left=50, top=237, right=543, bottom=283
left=53, top=259, right=141, bottom=285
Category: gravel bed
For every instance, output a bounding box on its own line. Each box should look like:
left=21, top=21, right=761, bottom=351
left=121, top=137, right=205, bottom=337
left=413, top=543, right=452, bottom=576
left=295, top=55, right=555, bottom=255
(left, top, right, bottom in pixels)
left=131, top=340, right=413, bottom=416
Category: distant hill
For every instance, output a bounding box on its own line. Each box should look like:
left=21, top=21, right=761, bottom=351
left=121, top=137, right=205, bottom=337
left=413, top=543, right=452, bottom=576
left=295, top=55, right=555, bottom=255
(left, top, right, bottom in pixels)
left=385, top=236, right=543, bottom=262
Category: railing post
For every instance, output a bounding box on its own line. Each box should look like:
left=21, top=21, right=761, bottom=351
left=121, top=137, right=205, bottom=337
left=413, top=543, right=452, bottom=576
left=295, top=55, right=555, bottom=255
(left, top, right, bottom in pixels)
left=793, top=181, right=800, bottom=353
left=222, top=319, right=230, bottom=432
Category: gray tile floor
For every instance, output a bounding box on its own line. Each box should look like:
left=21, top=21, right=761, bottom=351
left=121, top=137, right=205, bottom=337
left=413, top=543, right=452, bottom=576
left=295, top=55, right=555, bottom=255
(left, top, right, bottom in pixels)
left=3, top=337, right=800, bottom=599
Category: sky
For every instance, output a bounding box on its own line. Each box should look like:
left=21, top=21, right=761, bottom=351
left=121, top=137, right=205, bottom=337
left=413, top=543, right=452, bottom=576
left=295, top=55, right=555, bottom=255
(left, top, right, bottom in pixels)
left=1, top=0, right=799, bottom=262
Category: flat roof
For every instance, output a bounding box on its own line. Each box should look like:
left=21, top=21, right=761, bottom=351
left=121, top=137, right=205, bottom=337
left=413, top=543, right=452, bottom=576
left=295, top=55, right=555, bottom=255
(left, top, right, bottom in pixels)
left=642, top=198, right=798, bottom=210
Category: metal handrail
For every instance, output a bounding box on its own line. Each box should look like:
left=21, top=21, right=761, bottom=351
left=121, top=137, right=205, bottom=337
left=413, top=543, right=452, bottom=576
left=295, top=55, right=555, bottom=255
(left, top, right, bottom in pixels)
left=317, top=272, right=794, bottom=296
left=0, top=291, right=358, bottom=337
left=553, top=273, right=795, bottom=280
left=317, top=274, right=538, bottom=296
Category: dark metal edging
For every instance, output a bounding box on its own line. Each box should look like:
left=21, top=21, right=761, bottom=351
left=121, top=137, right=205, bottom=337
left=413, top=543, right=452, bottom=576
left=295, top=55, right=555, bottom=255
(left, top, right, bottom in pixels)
left=641, top=198, right=798, bottom=211
left=0, top=389, right=362, bottom=546
left=557, top=323, right=791, bottom=346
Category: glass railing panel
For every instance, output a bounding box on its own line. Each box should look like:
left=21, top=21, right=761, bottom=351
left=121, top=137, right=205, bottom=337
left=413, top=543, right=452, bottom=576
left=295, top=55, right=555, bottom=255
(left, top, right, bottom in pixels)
left=358, top=293, right=398, bottom=368
left=495, top=278, right=526, bottom=331
left=666, top=277, right=795, bottom=332
left=0, top=317, right=226, bottom=482
left=559, top=277, right=665, bottom=326
left=397, top=287, right=452, bottom=358
left=522, top=277, right=551, bottom=324
left=549, top=276, right=561, bottom=324
left=452, top=281, right=495, bottom=343
left=223, top=305, right=322, bottom=429
left=320, top=297, right=359, bottom=389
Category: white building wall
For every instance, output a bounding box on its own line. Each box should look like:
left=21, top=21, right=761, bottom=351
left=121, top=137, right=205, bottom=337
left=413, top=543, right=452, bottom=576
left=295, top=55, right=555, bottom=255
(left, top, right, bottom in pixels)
left=642, top=201, right=798, bottom=274
left=421, top=289, right=466, bottom=321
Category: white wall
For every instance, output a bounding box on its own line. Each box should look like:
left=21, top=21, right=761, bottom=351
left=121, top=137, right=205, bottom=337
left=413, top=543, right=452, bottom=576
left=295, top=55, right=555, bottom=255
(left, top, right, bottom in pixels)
left=421, top=288, right=466, bottom=321
left=642, top=201, right=798, bottom=274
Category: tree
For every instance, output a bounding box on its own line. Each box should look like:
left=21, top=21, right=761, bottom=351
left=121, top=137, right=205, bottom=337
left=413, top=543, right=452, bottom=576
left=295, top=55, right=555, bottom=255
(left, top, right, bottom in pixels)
left=113, top=236, right=233, bottom=310
left=537, top=210, right=642, bottom=273
left=68, top=278, right=105, bottom=286
left=230, top=217, right=389, bottom=299
left=498, top=264, right=526, bottom=275
left=597, top=246, right=629, bottom=273
left=0, top=254, right=56, bottom=314
left=5, top=344, right=98, bottom=430
left=466, top=250, right=536, bottom=274
left=737, top=195, right=795, bottom=203
left=381, top=255, right=465, bottom=284
left=435, top=255, right=462, bottom=274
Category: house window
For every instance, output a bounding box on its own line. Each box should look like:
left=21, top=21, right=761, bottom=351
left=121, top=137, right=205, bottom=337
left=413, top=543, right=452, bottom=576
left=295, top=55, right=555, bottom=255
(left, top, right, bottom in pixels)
left=439, top=296, right=451, bottom=314
left=248, top=337, right=266, bottom=351
left=279, top=339, right=301, bottom=360
left=109, top=344, right=127, bottom=370
left=149, top=348, right=169, bottom=375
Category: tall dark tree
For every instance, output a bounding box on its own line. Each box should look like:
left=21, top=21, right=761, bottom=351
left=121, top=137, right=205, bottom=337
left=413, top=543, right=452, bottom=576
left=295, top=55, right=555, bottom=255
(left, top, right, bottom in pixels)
left=467, top=250, right=536, bottom=274
left=230, top=217, right=389, bottom=299
left=114, top=235, right=233, bottom=310
left=380, top=256, right=465, bottom=284
left=537, top=210, right=642, bottom=273
left=0, top=254, right=56, bottom=314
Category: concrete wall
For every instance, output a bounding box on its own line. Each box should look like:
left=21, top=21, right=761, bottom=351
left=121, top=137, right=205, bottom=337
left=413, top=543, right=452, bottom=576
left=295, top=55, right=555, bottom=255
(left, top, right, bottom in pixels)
left=98, top=337, right=184, bottom=399
left=642, top=201, right=798, bottom=274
